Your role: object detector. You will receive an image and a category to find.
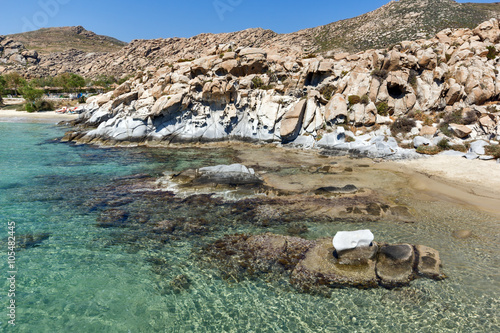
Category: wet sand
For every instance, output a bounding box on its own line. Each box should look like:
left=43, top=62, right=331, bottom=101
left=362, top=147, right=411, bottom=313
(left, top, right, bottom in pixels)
left=0, top=109, right=78, bottom=123
left=233, top=144, right=500, bottom=217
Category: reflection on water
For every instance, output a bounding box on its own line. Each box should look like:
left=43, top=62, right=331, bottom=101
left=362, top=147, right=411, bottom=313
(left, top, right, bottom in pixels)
left=0, top=122, right=498, bottom=332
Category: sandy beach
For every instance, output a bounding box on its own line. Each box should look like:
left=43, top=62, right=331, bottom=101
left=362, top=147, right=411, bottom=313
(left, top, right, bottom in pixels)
left=378, top=155, right=500, bottom=216
left=0, top=109, right=78, bottom=123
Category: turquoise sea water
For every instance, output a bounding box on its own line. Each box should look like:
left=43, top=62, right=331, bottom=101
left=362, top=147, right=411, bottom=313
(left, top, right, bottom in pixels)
left=0, top=122, right=499, bottom=332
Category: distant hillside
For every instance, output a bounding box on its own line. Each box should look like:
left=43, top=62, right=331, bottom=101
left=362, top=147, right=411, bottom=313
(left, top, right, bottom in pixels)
left=280, top=0, right=500, bottom=54
left=8, top=26, right=127, bottom=54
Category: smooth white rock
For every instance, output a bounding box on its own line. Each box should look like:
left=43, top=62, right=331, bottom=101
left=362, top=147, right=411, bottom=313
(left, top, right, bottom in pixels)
left=333, top=230, right=374, bottom=252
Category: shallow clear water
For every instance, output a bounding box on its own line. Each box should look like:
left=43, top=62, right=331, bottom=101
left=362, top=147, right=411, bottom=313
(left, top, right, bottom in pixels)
left=0, top=122, right=498, bottom=332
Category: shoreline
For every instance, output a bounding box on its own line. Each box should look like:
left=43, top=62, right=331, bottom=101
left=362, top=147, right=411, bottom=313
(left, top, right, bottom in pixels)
left=377, top=155, right=500, bottom=217
left=4, top=111, right=499, bottom=216
left=0, top=109, right=78, bottom=123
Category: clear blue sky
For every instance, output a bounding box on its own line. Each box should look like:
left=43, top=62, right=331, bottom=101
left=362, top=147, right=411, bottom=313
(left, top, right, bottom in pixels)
left=1, top=0, right=497, bottom=42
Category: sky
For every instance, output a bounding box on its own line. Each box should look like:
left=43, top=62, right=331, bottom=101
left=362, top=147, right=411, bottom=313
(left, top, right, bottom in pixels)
left=0, top=0, right=497, bottom=42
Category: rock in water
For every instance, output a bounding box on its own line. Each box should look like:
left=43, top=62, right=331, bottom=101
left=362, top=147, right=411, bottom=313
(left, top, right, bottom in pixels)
left=452, top=229, right=472, bottom=239
left=376, top=244, right=415, bottom=288
left=195, top=163, right=263, bottom=186
left=205, top=233, right=446, bottom=293
left=291, top=239, right=379, bottom=291
left=333, top=230, right=374, bottom=252
left=415, top=245, right=446, bottom=280
left=314, top=185, right=358, bottom=195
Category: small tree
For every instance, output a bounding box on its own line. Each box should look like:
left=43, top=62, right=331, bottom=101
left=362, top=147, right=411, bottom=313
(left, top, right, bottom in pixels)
left=4, top=72, right=26, bottom=96
left=20, top=83, right=45, bottom=112
left=54, top=73, right=86, bottom=92
left=0, top=75, right=6, bottom=106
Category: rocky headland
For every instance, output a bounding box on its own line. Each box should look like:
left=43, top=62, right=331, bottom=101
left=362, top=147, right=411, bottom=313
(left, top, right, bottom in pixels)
left=58, top=19, right=500, bottom=161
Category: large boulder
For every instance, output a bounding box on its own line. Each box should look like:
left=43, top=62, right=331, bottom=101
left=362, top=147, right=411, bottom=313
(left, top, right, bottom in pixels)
left=324, top=94, right=348, bottom=124
left=112, top=82, right=131, bottom=98
left=111, top=91, right=138, bottom=109
left=450, top=124, right=472, bottom=138
left=280, top=100, right=307, bottom=142
left=151, top=93, right=184, bottom=117
left=473, top=18, right=500, bottom=43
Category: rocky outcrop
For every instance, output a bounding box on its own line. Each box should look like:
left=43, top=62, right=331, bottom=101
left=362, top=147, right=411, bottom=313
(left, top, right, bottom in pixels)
left=205, top=233, right=445, bottom=294
left=61, top=20, right=500, bottom=159
left=0, top=37, right=40, bottom=68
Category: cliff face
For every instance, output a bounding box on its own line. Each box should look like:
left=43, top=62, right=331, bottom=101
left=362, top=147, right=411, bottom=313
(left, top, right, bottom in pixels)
left=67, top=19, right=500, bottom=159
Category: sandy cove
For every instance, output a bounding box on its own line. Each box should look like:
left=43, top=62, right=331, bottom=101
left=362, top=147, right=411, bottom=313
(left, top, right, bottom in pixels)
left=377, top=155, right=500, bottom=217
left=0, top=109, right=78, bottom=123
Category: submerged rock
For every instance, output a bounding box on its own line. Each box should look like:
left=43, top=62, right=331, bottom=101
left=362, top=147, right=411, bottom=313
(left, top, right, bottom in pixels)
left=452, top=229, right=473, bottom=239
left=314, top=184, right=358, bottom=195
left=194, top=164, right=263, bottom=186
left=16, top=233, right=50, bottom=249
left=170, top=274, right=191, bottom=293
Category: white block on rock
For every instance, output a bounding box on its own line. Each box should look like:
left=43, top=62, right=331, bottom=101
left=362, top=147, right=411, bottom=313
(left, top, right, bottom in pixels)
left=333, top=230, right=374, bottom=252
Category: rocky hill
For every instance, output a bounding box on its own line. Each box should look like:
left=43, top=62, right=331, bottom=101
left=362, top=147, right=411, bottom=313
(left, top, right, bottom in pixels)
left=2, top=0, right=500, bottom=80
left=7, top=26, right=126, bottom=54
left=65, top=19, right=500, bottom=161
left=285, top=0, right=500, bottom=54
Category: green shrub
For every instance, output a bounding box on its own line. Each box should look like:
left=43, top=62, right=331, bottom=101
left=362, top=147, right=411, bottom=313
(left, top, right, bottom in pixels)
left=345, top=135, right=356, bottom=143
left=20, top=84, right=44, bottom=103
left=348, top=95, right=361, bottom=105
left=486, top=46, right=498, bottom=60
left=485, top=145, right=500, bottom=158
left=439, top=122, right=454, bottom=137
left=391, top=117, right=416, bottom=135
left=320, top=85, right=336, bottom=100
left=437, top=138, right=450, bottom=150
left=443, top=110, right=463, bottom=124
left=371, top=69, right=388, bottom=80
left=25, top=100, right=54, bottom=113
left=251, top=76, right=264, bottom=89
left=117, top=75, right=133, bottom=85
left=450, top=144, right=467, bottom=152
left=462, top=110, right=478, bottom=125
left=416, top=145, right=441, bottom=155
left=360, top=95, right=370, bottom=105
left=303, top=53, right=317, bottom=59
left=376, top=101, right=389, bottom=116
